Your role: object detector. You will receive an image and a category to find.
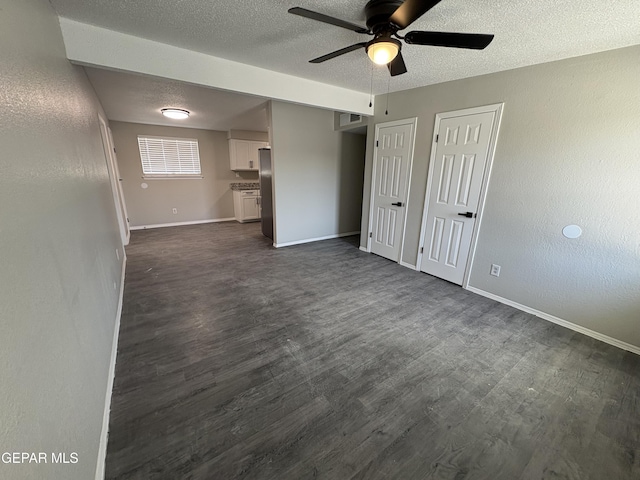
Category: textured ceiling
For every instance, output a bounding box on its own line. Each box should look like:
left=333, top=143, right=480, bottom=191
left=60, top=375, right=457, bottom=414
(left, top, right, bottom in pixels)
left=51, top=0, right=640, bottom=95
left=84, top=68, right=269, bottom=131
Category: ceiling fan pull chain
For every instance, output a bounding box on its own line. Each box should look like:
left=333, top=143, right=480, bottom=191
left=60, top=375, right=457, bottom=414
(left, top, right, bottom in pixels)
left=369, top=62, right=374, bottom=107
left=385, top=74, right=390, bottom=115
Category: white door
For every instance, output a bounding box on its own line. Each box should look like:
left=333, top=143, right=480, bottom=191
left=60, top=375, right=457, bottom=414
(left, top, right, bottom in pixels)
left=419, top=109, right=498, bottom=284
left=98, top=115, right=130, bottom=245
left=370, top=120, right=416, bottom=262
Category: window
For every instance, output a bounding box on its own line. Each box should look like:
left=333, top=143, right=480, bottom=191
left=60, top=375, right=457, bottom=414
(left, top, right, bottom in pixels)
left=137, top=136, right=201, bottom=177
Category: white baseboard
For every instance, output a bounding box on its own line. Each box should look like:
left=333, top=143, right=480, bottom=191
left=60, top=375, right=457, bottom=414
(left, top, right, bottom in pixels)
left=95, top=256, right=126, bottom=480
left=359, top=246, right=369, bottom=253
left=130, top=218, right=235, bottom=230
left=274, top=231, right=360, bottom=248
left=399, top=260, right=418, bottom=271
left=466, top=286, right=640, bottom=356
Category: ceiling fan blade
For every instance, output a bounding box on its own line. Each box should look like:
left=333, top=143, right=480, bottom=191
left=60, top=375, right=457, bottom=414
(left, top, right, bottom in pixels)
left=389, top=0, right=444, bottom=29
left=288, top=7, right=369, bottom=34
left=404, top=31, right=494, bottom=49
left=388, top=51, right=408, bottom=76
left=309, top=43, right=368, bottom=63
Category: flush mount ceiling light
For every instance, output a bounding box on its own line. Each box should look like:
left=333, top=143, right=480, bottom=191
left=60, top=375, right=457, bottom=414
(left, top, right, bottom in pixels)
left=161, top=108, right=190, bottom=120
left=366, top=37, right=401, bottom=65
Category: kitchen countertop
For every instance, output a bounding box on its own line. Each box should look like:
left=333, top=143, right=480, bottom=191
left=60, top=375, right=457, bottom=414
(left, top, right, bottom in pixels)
left=230, top=182, right=260, bottom=191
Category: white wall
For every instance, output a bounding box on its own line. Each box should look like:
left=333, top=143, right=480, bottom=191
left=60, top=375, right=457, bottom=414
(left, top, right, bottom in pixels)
left=270, top=101, right=366, bottom=246
left=360, top=45, right=640, bottom=349
left=110, top=122, right=261, bottom=227
left=0, top=0, right=124, bottom=479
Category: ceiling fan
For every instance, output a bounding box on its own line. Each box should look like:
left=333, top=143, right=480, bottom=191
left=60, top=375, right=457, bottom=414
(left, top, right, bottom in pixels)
left=289, top=0, right=494, bottom=76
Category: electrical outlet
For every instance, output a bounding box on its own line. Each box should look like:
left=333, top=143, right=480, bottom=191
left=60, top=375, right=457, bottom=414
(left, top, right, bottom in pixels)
left=172, top=208, right=178, bottom=214
left=490, top=264, right=501, bottom=277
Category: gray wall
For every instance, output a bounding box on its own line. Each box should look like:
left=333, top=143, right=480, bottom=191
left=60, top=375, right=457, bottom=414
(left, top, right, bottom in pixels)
left=110, top=122, right=259, bottom=227
left=270, top=101, right=366, bottom=245
left=360, top=45, right=640, bottom=348
left=333, top=111, right=369, bottom=133
left=0, top=0, right=124, bottom=478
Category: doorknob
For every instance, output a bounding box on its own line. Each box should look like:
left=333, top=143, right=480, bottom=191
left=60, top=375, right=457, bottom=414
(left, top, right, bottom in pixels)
left=391, top=202, right=404, bottom=207
left=458, top=212, right=474, bottom=218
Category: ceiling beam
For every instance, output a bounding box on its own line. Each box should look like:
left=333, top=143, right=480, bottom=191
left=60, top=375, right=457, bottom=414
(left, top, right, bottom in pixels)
left=58, top=18, right=373, bottom=116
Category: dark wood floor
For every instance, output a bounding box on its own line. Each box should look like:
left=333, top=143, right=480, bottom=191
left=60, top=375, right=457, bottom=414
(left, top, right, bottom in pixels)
left=105, top=222, right=640, bottom=479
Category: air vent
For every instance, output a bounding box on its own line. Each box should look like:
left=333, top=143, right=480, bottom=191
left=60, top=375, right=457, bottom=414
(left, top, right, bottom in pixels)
left=339, top=113, right=363, bottom=127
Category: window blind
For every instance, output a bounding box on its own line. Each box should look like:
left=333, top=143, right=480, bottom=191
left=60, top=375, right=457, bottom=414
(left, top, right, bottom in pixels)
left=137, top=136, right=201, bottom=176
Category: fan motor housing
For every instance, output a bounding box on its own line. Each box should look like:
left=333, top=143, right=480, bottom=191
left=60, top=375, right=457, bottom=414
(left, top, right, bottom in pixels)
left=365, top=0, right=404, bottom=31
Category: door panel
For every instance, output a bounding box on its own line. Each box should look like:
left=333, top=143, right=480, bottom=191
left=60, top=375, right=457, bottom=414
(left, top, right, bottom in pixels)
left=370, top=122, right=414, bottom=261
left=236, top=141, right=251, bottom=169
left=445, top=220, right=464, bottom=267
left=420, top=111, right=495, bottom=284
left=242, top=195, right=260, bottom=220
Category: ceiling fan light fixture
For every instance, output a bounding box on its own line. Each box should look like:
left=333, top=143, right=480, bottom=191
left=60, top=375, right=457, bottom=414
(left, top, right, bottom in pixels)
left=289, top=1, right=495, bottom=77
left=161, top=108, right=190, bottom=119
left=366, top=37, right=401, bottom=65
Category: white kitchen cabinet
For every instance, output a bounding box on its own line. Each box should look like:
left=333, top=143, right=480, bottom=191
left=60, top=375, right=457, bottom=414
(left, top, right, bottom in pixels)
left=229, top=139, right=269, bottom=171
left=233, top=189, right=261, bottom=223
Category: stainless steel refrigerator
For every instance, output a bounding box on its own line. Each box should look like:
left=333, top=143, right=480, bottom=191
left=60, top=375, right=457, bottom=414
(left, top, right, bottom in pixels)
left=258, top=148, right=273, bottom=240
